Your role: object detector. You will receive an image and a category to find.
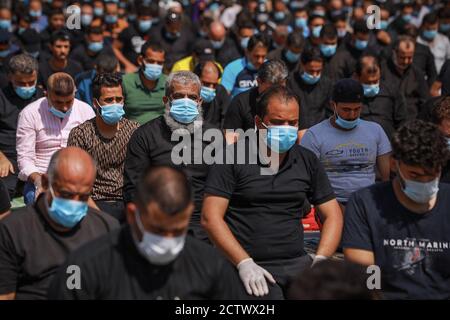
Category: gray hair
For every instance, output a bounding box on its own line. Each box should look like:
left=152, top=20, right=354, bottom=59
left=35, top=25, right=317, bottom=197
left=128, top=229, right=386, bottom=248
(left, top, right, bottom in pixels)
left=257, top=59, right=288, bottom=85
left=165, top=71, right=201, bottom=97
left=8, top=54, right=39, bottom=75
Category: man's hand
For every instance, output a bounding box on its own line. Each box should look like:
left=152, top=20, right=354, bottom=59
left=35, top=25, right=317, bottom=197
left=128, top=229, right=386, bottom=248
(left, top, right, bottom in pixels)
left=237, top=258, right=276, bottom=296
left=0, top=154, right=14, bottom=178
left=29, top=172, right=44, bottom=200
left=124, top=64, right=138, bottom=74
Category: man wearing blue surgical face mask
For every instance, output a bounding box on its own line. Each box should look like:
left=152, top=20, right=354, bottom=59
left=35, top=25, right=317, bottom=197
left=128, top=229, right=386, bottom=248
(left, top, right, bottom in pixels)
left=124, top=71, right=216, bottom=243
left=207, top=21, right=237, bottom=67
left=356, top=55, right=407, bottom=140
left=318, top=24, right=341, bottom=83
left=430, top=96, right=450, bottom=183
left=0, top=54, right=44, bottom=203
left=17, top=72, right=95, bottom=205
left=48, top=165, right=246, bottom=300
left=343, top=120, right=450, bottom=300
left=68, top=73, right=139, bottom=223
left=417, top=12, right=450, bottom=75
left=122, top=41, right=166, bottom=125
left=112, top=5, right=155, bottom=73
left=306, top=15, right=326, bottom=49
left=302, top=78, right=392, bottom=208
left=203, top=86, right=343, bottom=299
left=267, top=32, right=304, bottom=71
left=29, top=0, right=48, bottom=32
left=0, top=147, right=118, bottom=300
left=193, top=60, right=230, bottom=129
left=287, top=47, right=333, bottom=130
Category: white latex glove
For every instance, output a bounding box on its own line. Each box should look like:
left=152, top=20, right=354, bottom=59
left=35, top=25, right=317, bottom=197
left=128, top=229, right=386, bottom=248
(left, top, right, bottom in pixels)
left=237, top=258, right=276, bottom=296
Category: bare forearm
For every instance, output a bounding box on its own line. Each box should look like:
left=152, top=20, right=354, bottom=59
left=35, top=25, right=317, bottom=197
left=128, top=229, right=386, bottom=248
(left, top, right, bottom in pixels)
left=112, top=47, right=136, bottom=69
left=316, top=205, right=343, bottom=257
left=203, top=217, right=250, bottom=266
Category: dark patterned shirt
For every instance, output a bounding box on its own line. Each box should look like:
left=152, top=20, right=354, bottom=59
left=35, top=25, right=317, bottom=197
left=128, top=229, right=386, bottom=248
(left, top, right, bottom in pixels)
left=68, top=117, right=139, bottom=201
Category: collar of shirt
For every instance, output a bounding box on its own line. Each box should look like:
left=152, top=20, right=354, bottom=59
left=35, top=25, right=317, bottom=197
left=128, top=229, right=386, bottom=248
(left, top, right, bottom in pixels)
left=134, top=71, right=165, bottom=92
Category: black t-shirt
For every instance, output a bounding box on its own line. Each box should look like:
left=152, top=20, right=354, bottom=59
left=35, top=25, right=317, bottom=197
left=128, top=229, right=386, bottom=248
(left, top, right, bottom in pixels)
left=118, top=24, right=151, bottom=66
left=38, top=59, right=84, bottom=88
left=123, top=116, right=218, bottom=240
left=0, top=84, right=44, bottom=161
left=202, top=84, right=230, bottom=129
left=223, top=86, right=259, bottom=131
left=439, top=59, right=450, bottom=96
left=204, top=140, right=335, bottom=262
left=69, top=44, right=115, bottom=72
left=343, top=182, right=450, bottom=299
left=286, top=71, right=334, bottom=130
left=0, top=195, right=119, bottom=299
left=48, top=226, right=248, bottom=299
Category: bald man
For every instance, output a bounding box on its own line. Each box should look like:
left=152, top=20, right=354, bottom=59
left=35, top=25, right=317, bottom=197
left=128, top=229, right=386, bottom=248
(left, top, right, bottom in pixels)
left=208, top=21, right=240, bottom=66
left=0, top=147, right=119, bottom=300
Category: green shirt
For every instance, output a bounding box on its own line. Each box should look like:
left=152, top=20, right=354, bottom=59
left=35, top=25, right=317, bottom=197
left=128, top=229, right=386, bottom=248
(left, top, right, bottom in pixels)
left=123, top=72, right=166, bottom=125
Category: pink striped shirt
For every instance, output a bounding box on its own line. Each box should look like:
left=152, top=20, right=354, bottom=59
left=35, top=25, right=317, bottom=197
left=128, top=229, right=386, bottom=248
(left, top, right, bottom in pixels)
left=16, top=97, right=95, bottom=181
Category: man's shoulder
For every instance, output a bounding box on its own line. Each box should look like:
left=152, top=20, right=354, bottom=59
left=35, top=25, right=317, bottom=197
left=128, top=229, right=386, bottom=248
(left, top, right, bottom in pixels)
left=70, top=117, right=95, bottom=134
left=121, top=118, right=140, bottom=132
left=133, top=115, right=165, bottom=136
left=307, top=119, right=332, bottom=134
left=0, top=206, right=40, bottom=233
left=85, top=207, right=120, bottom=231
left=224, top=58, right=245, bottom=72
left=122, top=71, right=139, bottom=84
left=359, top=119, right=385, bottom=133
left=20, top=97, right=46, bottom=115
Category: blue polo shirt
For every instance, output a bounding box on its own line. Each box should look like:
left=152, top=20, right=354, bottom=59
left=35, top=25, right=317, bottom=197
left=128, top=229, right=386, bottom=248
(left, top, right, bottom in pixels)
left=221, top=58, right=258, bottom=98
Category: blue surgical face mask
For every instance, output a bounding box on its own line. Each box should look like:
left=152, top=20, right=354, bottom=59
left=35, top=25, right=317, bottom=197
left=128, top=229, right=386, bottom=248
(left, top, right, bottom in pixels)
left=88, top=41, right=104, bottom=53
left=0, top=48, right=10, bottom=58
left=165, top=31, right=181, bottom=40
left=311, top=25, right=323, bottom=38
left=47, top=186, right=88, bottom=228
left=94, top=7, right=104, bottom=17
left=81, top=14, right=93, bottom=27
left=447, top=137, right=450, bottom=149
left=301, top=71, right=320, bottom=85
left=14, top=85, right=36, bottom=99
left=138, top=19, right=152, bottom=32
left=402, top=14, right=413, bottom=23
left=240, top=36, right=250, bottom=49
left=320, top=44, right=337, bottom=57
left=337, top=28, right=347, bottom=38
left=29, top=10, right=42, bottom=18
left=143, top=63, right=163, bottom=80
left=295, top=17, right=307, bottom=29
left=274, top=11, right=286, bottom=21
left=49, top=104, right=71, bottom=119
left=0, top=19, right=11, bottom=29
left=335, top=107, right=360, bottom=129
left=98, top=102, right=125, bottom=125
left=169, top=98, right=199, bottom=124
left=262, top=122, right=298, bottom=153
left=397, top=163, right=439, bottom=204
left=105, top=14, right=118, bottom=24
left=285, top=49, right=300, bottom=63
left=200, top=86, right=216, bottom=103
left=355, top=39, right=368, bottom=50
left=18, top=27, right=27, bottom=34
left=379, top=20, right=388, bottom=30
left=362, top=83, right=380, bottom=97
left=422, top=29, right=437, bottom=41
left=440, top=23, right=450, bottom=33
left=211, top=39, right=225, bottom=49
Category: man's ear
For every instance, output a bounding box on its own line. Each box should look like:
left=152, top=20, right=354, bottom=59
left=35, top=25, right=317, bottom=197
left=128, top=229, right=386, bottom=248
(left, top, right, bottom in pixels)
left=126, top=202, right=137, bottom=228
left=137, top=55, right=143, bottom=65
left=162, top=96, right=169, bottom=104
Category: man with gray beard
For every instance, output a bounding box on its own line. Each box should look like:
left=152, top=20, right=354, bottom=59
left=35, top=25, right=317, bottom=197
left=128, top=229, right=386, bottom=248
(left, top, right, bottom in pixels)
left=123, top=71, right=219, bottom=242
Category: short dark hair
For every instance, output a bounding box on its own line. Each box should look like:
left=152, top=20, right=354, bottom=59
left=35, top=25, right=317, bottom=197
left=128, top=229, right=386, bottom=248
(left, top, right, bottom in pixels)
left=422, top=12, right=439, bottom=25
left=50, top=30, right=71, bottom=45
left=193, top=60, right=222, bottom=78
left=286, top=32, right=304, bottom=50
left=247, top=33, right=270, bottom=52
left=320, top=24, right=337, bottom=39
left=136, top=5, right=153, bottom=18
left=48, top=8, right=64, bottom=18
left=288, top=260, right=380, bottom=300
left=140, top=40, right=165, bottom=56
left=353, top=20, right=369, bottom=34
left=392, top=120, right=450, bottom=172
left=256, top=85, right=298, bottom=120
left=135, top=165, right=192, bottom=216
left=300, top=47, right=323, bottom=65
left=87, top=26, right=103, bottom=35
left=430, top=96, right=450, bottom=125
left=308, top=14, right=325, bottom=26
left=355, top=54, right=380, bottom=76
left=92, top=72, right=122, bottom=101
left=95, top=53, right=119, bottom=73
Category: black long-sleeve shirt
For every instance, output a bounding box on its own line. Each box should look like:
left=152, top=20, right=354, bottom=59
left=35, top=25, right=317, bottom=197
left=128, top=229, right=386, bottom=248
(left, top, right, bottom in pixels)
left=360, top=82, right=407, bottom=140
left=381, top=58, right=430, bottom=119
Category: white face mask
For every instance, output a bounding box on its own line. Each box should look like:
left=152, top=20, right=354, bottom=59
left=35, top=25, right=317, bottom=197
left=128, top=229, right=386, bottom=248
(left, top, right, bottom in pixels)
left=134, top=211, right=186, bottom=265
